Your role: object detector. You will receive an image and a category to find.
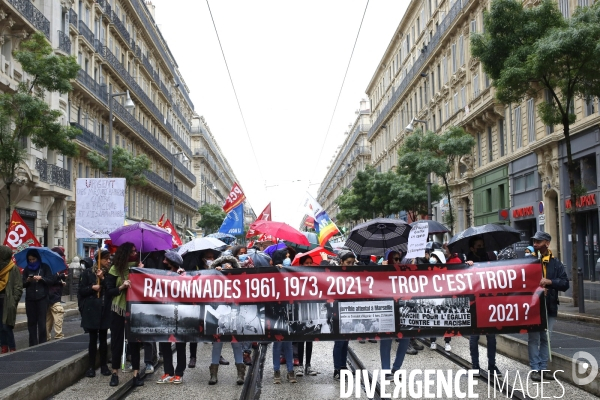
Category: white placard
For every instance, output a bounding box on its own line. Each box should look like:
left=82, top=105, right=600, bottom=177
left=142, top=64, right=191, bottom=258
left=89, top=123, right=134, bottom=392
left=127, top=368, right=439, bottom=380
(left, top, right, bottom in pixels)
left=405, top=222, right=429, bottom=259
left=76, top=178, right=126, bottom=238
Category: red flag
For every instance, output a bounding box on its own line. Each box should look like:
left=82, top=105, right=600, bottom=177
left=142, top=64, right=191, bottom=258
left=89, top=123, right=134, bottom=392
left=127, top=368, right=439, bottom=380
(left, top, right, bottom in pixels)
left=246, top=203, right=272, bottom=238
left=223, top=183, right=246, bottom=214
left=3, top=210, right=41, bottom=271
left=161, top=219, right=183, bottom=247
left=304, top=216, right=315, bottom=229
left=157, top=214, right=165, bottom=227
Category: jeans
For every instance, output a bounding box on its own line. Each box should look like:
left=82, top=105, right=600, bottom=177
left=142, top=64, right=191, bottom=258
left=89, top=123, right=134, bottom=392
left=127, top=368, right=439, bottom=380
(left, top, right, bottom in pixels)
left=0, top=297, right=16, bottom=349
left=469, top=334, right=496, bottom=370
left=272, top=341, right=294, bottom=372
left=333, top=340, right=349, bottom=370
left=380, top=338, right=409, bottom=370
left=528, top=316, right=556, bottom=371
left=241, top=342, right=252, bottom=353
left=212, top=341, right=243, bottom=364
left=160, top=342, right=187, bottom=376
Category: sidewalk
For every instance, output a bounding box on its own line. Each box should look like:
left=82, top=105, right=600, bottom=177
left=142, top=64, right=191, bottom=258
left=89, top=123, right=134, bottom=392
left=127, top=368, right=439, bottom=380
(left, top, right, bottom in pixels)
left=14, top=296, right=80, bottom=333
left=558, top=295, right=600, bottom=324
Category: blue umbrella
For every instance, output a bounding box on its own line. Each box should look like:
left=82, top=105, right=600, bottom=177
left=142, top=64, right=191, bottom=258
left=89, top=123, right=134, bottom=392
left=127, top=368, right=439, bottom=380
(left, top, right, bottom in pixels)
left=207, top=232, right=237, bottom=245
left=15, top=247, right=67, bottom=274
left=263, top=242, right=287, bottom=256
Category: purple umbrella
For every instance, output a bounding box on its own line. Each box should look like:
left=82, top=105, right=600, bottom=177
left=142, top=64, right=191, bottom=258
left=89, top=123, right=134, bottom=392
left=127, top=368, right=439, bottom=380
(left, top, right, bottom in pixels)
left=109, top=222, right=173, bottom=252
left=263, top=242, right=287, bottom=256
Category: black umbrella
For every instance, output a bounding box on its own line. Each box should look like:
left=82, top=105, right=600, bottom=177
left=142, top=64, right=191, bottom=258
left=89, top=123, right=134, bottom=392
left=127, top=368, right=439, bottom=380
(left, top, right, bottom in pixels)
left=344, top=218, right=412, bottom=257
left=425, top=241, right=443, bottom=251
left=447, top=224, right=521, bottom=255
left=410, top=220, right=450, bottom=234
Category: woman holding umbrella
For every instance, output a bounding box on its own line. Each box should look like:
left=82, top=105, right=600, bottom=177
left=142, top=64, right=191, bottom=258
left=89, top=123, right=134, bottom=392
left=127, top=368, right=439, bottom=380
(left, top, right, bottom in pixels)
left=22, top=248, right=55, bottom=346
left=105, top=242, right=144, bottom=387
left=79, top=250, right=112, bottom=377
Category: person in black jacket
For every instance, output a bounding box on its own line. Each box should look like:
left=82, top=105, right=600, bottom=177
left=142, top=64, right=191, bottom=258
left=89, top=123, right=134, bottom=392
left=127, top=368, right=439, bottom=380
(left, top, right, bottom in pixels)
left=79, top=250, right=113, bottom=378
left=22, top=248, right=55, bottom=346
left=528, top=231, right=569, bottom=382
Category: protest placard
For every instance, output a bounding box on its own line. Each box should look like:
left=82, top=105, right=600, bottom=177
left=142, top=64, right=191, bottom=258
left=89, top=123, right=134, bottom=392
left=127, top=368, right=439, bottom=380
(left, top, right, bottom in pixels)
left=405, top=222, right=429, bottom=259
left=75, top=178, right=126, bottom=238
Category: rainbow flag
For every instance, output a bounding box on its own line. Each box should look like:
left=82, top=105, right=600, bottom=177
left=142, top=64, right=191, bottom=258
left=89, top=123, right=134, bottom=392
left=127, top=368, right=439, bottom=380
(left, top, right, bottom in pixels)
left=303, top=192, right=340, bottom=247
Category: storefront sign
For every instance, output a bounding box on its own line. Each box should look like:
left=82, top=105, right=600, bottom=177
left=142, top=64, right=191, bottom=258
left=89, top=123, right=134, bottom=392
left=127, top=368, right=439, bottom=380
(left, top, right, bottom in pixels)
left=512, top=206, right=534, bottom=219
left=498, top=209, right=510, bottom=221
left=125, top=262, right=545, bottom=342
left=565, top=193, right=596, bottom=209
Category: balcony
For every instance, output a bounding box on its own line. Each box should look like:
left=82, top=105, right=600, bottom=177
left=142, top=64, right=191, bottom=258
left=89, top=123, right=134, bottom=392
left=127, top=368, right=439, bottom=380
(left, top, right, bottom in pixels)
left=7, top=0, right=50, bottom=38
left=143, top=170, right=198, bottom=210
left=68, top=9, right=78, bottom=31
left=35, top=158, right=71, bottom=190
left=78, top=20, right=94, bottom=46
left=109, top=10, right=131, bottom=44
left=71, top=122, right=108, bottom=156
left=57, top=30, right=71, bottom=54
left=76, top=69, right=108, bottom=104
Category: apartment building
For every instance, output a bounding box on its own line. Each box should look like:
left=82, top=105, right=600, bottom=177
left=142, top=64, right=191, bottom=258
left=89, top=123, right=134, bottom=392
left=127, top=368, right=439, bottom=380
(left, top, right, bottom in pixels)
left=190, top=114, right=256, bottom=236
left=365, top=0, right=600, bottom=276
left=316, top=99, right=372, bottom=225
left=0, top=0, right=201, bottom=259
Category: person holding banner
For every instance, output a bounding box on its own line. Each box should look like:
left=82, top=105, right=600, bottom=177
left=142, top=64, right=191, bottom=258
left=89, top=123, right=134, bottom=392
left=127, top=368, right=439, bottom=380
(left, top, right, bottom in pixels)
left=22, top=248, right=55, bottom=346
left=156, top=250, right=187, bottom=384
left=79, top=250, right=112, bottom=377
left=0, top=245, right=22, bottom=353
left=333, top=252, right=356, bottom=380
left=106, top=242, right=144, bottom=387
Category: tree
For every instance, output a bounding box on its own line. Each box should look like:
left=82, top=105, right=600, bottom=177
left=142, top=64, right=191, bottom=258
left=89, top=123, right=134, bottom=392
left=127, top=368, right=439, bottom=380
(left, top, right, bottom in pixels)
left=397, top=127, right=475, bottom=234
left=471, top=0, right=600, bottom=305
left=389, top=174, right=443, bottom=223
left=0, top=32, right=80, bottom=233
left=87, top=146, right=151, bottom=186
left=197, top=203, right=226, bottom=235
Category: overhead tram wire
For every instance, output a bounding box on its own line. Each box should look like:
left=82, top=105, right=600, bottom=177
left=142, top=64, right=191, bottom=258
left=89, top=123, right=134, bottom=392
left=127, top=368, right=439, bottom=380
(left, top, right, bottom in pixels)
left=309, top=0, right=370, bottom=189
left=205, top=0, right=266, bottom=190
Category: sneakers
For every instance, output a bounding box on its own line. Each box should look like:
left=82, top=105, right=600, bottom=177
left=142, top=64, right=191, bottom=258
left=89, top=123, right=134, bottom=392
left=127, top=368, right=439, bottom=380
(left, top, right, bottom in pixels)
left=530, top=370, right=541, bottom=382
left=122, top=363, right=132, bottom=373
left=430, top=342, right=437, bottom=350
left=294, top=365, right=304, bottom=377
left=406, top=343, right=418, bottom=355
left=359, top=340, right=366, bottom=343
left=109, top=373, right=119, bottom=387
left=273, top=370, right=281, bottom=384
left=188, top=357, right=196, bottom=368
left=243, top=352, right=253, bottom=366
left=333, top=369, right=341, bottom=380
left=368, top=339, right=377, bottom=343
left=489, top=367, right=503, bottom=379
left=101, top=365, right=111, bottom=376
left=219, top=355, right=230, bottom=365
left=542, top=370, right=555, bottom=380
left=157, top=373, right=173, bottom=384
left=287, top=370, right=297, bottom=383
left=293, top=358, right=300, bottom=366
left=305, top=365, right=317, bottom=376
left=445, top=343, right=452, bottom=352
left=85, top=368, right=96, bottom=378
left=411, top=339, right=424, bottom=350
left=145, top=363, right=155, bottom=374
left=132, top=375, right=145, bottom=387
left=169, top=375, right=183, bottom=384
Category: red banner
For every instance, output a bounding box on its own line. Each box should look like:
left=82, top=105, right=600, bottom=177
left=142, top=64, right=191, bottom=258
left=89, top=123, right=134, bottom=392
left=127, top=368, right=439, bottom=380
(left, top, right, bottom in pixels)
left=157, top=218, right=182, bottom=248
left=223, top=183, right=246, bottom=214
left=3, top=210, right=40, bottom=254
left=246, top=203, right=271, bottom=238
left=125, top=260, right=546, bottom=343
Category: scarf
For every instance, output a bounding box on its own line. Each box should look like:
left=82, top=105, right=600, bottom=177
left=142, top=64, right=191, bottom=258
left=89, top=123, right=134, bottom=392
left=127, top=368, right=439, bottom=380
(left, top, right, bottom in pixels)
left=539, top=249, right=552, bottom=278
left=109, top=262, right=135, bottom=316
left=0, top=260, right=15, bottom=292
left=28, top=260, right=41, bottom=271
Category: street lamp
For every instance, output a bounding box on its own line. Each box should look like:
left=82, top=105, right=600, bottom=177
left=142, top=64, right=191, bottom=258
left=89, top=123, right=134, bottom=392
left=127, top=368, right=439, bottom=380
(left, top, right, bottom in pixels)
left=171, top=152, right=189, bottom=225
left=405, top=118, right=433, bottom=220
left=108, top=90, right=135, bottom=177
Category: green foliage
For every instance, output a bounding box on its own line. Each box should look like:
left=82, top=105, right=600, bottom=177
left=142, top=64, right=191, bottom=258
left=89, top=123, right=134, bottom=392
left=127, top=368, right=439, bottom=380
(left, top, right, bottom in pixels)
left=397, top=127, right=474, bottom=232
left=197, top=203, right=227, bottom=234
left=87, top=146, right=151, bottom=186
left=0, top=32, right=80, bottom=188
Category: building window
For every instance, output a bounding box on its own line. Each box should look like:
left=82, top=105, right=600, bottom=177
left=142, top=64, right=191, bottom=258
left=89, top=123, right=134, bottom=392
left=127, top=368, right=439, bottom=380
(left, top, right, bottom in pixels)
left=525, top=172, right=536, bottom=190
left=514, top=176, right=525, bottom=192
left=470, top=19, right=477, bottom=33
left=458, top=35, right=465, bottom=66
left=485, top=188, right=492, bottom=212
left=451, top=42, right=457, bottom=73
left=444, top=102, right=449, bottom=122
left=585, top=97, right=596, bottom=116
left=559, top=0, right=570, bottom=18
left=461, top=86, right=466, bottom=110
left=527, top=98, right=535, bottom=144
left=442, top=56, right=448, bottom=84
left=546, top=90, right=555, bottom=134
left=498, top=119, right=505, bottom=157
left=487, top=126, right=493, bottom=163
left=515, top=106, right=522, bottom=148
left=473, top=74, right=480, bottom=98
left=453, top=93, right=458, bottom=113
left=477, top=132, right=482, bottom=167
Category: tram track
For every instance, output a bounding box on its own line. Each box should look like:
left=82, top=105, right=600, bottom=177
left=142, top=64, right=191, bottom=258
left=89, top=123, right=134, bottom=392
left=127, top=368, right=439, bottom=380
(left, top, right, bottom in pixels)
left=239, top=343, right=268, bottom=400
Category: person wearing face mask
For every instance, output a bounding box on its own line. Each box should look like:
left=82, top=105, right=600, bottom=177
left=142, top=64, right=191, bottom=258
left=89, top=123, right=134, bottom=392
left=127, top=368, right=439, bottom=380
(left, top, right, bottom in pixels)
left=22, top=249, right=55, bottom=346
left=527, top=232, right=568, bottom=382
left=525, top=246, right=535, bottom=257
left=466, top=237, right=502, bottom=379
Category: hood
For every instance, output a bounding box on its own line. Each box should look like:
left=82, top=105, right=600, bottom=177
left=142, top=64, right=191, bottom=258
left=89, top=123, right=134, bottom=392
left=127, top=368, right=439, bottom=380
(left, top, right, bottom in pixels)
left=431, top=250, right=446, bottom=264
left=211, top=255, right=240, bottom=269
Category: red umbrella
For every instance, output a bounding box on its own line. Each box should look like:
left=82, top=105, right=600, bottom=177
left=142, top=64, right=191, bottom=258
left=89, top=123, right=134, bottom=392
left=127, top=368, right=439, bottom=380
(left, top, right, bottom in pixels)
left=291, top=246, right=336, bottom=266
left=249, top=220, right=310, bottom=246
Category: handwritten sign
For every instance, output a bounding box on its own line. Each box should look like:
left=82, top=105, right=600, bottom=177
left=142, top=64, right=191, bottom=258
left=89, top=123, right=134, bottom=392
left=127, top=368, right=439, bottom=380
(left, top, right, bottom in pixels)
left=405, top=222, right=429, bottom=259
left=75, top=178, right=126, bottom=238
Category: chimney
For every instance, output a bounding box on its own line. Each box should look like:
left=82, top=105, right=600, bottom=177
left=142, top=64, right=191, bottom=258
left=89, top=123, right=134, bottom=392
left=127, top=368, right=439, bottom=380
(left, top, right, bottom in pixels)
left=145, top=1, right=156, bottom=18
left=360, top=98, right=368, bottom=111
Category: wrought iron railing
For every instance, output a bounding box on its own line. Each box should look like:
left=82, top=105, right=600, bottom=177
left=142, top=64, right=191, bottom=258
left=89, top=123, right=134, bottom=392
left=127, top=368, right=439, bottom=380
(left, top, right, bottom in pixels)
left=110, top=10, right=131, bottom=43
left=143, top=170, right=198, bottom=209
left=58, top=30, right=71, bottom=54
left=368, top=0, right=470, bottom=140
left=78, top=20, right=94, bottom=45
left=71, top=122, right=108, bottom=155
left=7, top=0, right=50, bottom=38
left=76, top=69, right=108, bottom=103
left=35, top=158, right=71, bottom=189
left=68, top=9, right=78, bottom=30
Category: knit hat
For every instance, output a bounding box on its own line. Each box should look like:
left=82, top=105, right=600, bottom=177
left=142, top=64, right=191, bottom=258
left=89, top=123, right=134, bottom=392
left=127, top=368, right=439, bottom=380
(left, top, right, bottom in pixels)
left=164, top=250, right=183, bottom=267
left=0, top=245, right=12, bottom=268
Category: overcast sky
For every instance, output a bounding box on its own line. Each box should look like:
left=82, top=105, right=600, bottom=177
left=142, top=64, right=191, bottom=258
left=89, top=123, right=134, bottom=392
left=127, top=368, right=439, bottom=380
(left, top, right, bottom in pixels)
left=151, top=0, right=408, bottom=226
